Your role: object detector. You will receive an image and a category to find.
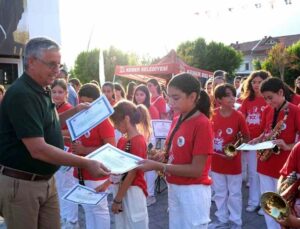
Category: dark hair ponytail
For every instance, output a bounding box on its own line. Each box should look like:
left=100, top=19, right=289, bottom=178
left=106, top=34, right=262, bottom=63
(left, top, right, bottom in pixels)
left=168, top=73, right=211, bottom=118
left=197, top=90, right=211, bottom=118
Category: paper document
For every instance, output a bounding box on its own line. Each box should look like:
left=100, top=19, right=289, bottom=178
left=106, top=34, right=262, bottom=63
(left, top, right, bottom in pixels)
left=66, top=95, right=114, bottom=141
left=151, top=119, right=172, bottom=139
left=86, top=143, right=143, bottom=174
left=236, top=141, right=276, bottom=151
left=63, top=184, right=108, bottom=205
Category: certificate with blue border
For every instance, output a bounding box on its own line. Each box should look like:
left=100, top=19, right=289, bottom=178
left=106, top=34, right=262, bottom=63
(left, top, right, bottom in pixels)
left=63, top=184, right=108, bottom=205
left=86, top=143, right=143, bottom=174
left=151, top=119, right=172, bottom=139
left=66, top=95, right=114, bottom=141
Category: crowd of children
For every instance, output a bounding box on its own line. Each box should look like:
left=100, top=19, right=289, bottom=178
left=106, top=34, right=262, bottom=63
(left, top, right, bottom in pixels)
left=12, top=68, right=298, bottom=229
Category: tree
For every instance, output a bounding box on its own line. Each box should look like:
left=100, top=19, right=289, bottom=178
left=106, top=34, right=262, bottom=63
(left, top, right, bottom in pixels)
left=73, top=49, right=99, bottom=83
left=177, top=38, right=243, bottom=79
left=262, top=43, right=299, bottom=82
left=252, top=59, right=262, bottom=70
left=262, top=41, right=300, bottom=85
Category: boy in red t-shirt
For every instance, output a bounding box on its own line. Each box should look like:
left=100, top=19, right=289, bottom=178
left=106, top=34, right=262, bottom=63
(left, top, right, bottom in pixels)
left=71, top=83, right=115, bottom=229
left=210, top=84, right=250, bottom=229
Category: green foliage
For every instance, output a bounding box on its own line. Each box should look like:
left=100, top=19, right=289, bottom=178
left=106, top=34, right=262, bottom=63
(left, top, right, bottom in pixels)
left=262, top=41, right=300, bottom=85
left=73, top=49, right=99, bottom=84
left=177, top=38, right=243, bottom=80
left=252, top=59, right=262, bottom=70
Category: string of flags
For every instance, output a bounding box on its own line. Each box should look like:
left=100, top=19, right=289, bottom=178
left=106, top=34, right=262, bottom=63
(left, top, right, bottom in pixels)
left=194, top=0, right=293, bottom=18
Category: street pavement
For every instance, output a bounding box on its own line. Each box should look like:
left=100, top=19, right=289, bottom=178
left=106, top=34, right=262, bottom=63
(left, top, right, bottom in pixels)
left=0, top=179, right=267, bottom=229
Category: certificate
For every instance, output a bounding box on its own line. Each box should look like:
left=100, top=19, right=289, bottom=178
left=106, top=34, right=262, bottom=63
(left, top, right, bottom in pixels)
left=66, top=95, right=114, bottom=141
left=151, top=119, right=172, bottom=139
left=86, top=143, right=143, bottom=174
left=63, top=184, right=108, bottom=205
left=236, top=141, right=276, bottom=151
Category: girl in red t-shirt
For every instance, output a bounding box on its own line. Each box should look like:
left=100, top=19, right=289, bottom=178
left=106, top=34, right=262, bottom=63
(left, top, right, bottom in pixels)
left=277, top=142, right=300, bottom=228
left=250, top=77, right=300, bottom=229
left=51, top=79, right=78, bottom=226
left=239, top=70, right=270, bottom=213
left=97, top=100, right=150, bottom=229
left=72, top=83, right=115, bottom=229
left=133, top=84, right=159, bottom=206
left=139, top=73, right=214, bottom=229
left=211, top=84, right=250, bottom=228
left=102, top=81, right=116, bottom=106
left=147, top=79, right=168, bottom=119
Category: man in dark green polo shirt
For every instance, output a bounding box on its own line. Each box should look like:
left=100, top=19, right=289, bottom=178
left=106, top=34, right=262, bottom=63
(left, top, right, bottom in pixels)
left=0, top=37, right=110, bottom=229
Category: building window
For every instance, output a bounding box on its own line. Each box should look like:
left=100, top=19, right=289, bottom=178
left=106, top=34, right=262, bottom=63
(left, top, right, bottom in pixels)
left=245, top=63, right=249, bottom=71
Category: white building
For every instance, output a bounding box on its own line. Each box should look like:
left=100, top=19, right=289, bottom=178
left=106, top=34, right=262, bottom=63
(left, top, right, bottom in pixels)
left=0, top=0, right=61, bottom=85
left=231, top=34, right=300, bottom=76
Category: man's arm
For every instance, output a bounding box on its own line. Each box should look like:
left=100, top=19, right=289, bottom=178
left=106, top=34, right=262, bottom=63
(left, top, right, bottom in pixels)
left=22, top=137, right=110, bottom=177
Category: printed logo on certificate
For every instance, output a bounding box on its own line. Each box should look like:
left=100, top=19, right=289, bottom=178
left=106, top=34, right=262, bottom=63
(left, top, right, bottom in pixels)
left=151, top=119, right=172, bottom=139
left=86, top=143, right=143, bottom=174
left=66, top=95, right=114, bottom=141
left=63, top=184, right=108, bottom=205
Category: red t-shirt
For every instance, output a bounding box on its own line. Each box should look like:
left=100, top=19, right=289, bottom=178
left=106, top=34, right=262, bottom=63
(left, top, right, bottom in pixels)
left=211, top=108, right=250, bottom=174
left=239, top=96, right=266, bottom=139
left=57, top=102, right=73, bottom=130
left=280, top=142, right=300, bottom=176
left=73, top=119, right=115, bottom=181
left=148, top=105, right=159, bottom=120
left=291, top=94, right=300, bottom=106
left=151, top=95, right=166, bottom=119
left=57, top=102, right=73, bottom=150
left=258, top=103, right=300, bottom=178
left=117, top=135, right=148, bottom=197
left=166, top=113, right=213, bottom=185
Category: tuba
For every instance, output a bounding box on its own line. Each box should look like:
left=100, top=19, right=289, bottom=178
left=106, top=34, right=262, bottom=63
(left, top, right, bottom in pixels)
left=261, top=171, right=300, bottom=222
left=224, top=133, right=243, bottom=158
left=257, top=108, right=289, bottom=162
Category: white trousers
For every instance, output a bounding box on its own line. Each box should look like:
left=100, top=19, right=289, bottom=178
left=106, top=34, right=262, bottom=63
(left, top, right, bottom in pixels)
left=168, top=183, right=211, bottom=229
left=145, top=171, right=158, bottom=197
left=244, top=150, right=260, bottom=207
left=76, top=179, right=110, bottom=229
left=259, top=173, right=281, bottom=229
left=111, top=185, right=149, bottom=229
left=211, top=172, right=243, bottom=226
left=55, top=168, right=78, bottom=223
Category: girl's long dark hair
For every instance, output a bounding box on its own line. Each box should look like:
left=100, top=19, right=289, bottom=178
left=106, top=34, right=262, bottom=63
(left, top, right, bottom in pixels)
left=241, top=70, right=271, bottom=101
left=133, top=84, right=151, bottom=108
left=295, top=76, right=300, bottom=95
left=168, top=73, right=211, bottom=118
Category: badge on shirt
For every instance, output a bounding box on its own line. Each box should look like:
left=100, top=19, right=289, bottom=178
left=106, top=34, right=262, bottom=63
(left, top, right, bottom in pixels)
left=84, top=131, right=91, bottom=138
left=177, top=136, right=185, bottom=147
left=281, top=123, right=287, bottom=131
left=226, top=128, right=233, bottom=135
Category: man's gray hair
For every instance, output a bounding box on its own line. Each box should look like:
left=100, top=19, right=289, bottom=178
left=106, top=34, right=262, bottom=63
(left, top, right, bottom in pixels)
left=24, top=37, right=60, bottom=70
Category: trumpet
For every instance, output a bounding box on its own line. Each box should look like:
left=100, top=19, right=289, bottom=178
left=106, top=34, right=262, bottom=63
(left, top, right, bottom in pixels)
left=258, top=107, right=289, bottom=162
left=261, top=171, right=300, bottom=221
left=224, top=133, right=243, bottom=158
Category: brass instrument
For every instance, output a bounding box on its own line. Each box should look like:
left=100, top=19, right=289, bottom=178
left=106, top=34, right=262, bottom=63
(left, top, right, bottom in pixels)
left=261, top=171, right=300, bottom=221
left=258, top=108, right=289, bottom=162
left=224, top=133, right=243, bottom=158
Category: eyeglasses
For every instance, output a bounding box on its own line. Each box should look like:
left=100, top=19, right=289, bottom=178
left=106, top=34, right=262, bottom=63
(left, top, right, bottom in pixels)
left=36, top=58, right=63, bottom=70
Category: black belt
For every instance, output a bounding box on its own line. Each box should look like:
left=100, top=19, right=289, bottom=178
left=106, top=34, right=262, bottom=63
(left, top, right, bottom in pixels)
left=0, top=165, right=52, bottom=181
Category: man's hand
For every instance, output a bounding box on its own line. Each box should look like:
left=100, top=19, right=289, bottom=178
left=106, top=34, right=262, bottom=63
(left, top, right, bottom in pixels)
left=85, top=159, right=110, bottom=177
left=75, top=102, right=90, bottom=112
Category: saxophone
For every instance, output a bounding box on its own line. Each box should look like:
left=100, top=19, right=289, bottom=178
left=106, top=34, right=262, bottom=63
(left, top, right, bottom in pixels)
left=257, top=107, right=289, bottom=162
